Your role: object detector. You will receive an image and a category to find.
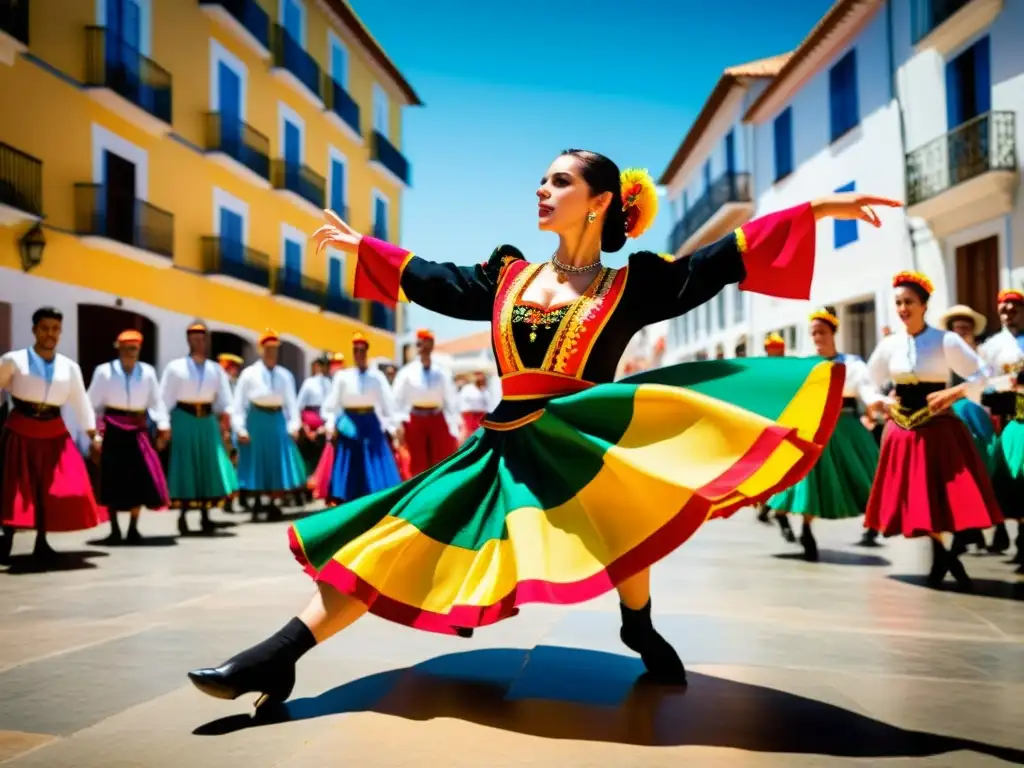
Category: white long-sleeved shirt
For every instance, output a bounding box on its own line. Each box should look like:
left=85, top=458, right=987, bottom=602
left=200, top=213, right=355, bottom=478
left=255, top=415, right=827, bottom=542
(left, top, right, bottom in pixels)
left=160, top=356, right=233, bottom=415
left=393, top=359, right=461, bottom=439
left=866, top=326, right=992, bottom=402
left=231, top=361, right=300, bottom=436
left=831, top=353, right=882, bottom=405
left=297, top=373, right=333, bottom=411
left=88, top=359, right=170, bottom=430
left=485, top=374, right=503, bottom=412
left=457, top=383, right=489, bottom=414
left=979, top=328, right=1024, bottom=392
left=320, top=366, right=398, bottom=435
left=0, top=348, right=95, bottom=431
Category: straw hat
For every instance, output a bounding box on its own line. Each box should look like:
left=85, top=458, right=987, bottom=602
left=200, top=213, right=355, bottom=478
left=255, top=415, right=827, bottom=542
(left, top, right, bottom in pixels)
left=938, top=304, right=986, bottom=336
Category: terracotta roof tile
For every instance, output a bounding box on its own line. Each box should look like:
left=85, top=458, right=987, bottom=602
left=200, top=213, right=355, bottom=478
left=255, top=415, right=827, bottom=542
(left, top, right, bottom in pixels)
left=435, top=329, right=492, bottom=356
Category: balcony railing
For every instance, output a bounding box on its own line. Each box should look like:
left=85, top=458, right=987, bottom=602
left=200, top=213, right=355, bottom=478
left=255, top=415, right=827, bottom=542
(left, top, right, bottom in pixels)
left=85, top=27, right=172, bottom=124
left=75, top=183, right=174, bottom=258
left=371, top=130, right=410, bottom=185
left=668, top=171, right=752, bottom=253
left=198, top=0, right=269, bottom=51
left=906, top=111, right=1017, bottom=206
left=204, top=112, right=270, bottom=180
left=325, top=292, right=361, bottom=319
left=370, top=302, right=395, bottom=332
left=271, top=24, right=320, bottom=98
left=0, top=0, right=30, bottom=45
left=0, top=142, right=42, bottom=216
left=323, top=74, right=361, bottom=135
left=201, top=236, right=271, bottom=288
left=911, top=0, right=971, bottom=43
left=272, top=160, right=325, bottom=209
left=273, top=267, right=326, bottom=306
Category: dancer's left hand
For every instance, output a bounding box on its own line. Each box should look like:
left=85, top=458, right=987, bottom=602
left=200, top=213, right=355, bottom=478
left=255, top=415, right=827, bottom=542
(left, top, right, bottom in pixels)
left=156, top=430, right=170, bottom=451
left=926, top=384, right=966, bottom=414
left=811, top=192, right=903, bottom=227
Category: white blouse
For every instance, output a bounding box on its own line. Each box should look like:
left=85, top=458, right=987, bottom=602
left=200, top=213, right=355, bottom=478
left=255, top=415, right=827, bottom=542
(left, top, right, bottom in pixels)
left=297, top=374, right=333, bottom=410
left=979, top=328, right=1024, bottom=392
left=0, top=348, right=95, bottom=431
left=393, top=360, right=461, bottom=438
left=160, top=356, right=233, bottom=413
left=88, top=359, right=170, bottom=430
left=320, top=367, right=397, bottom=435
left=866, top=326, right=991, bottom=401
left=832, top=353, right=882, bottom=405
left=231, top=361, right=300, bottom=436
left=457, top=383, right=490, bottom=413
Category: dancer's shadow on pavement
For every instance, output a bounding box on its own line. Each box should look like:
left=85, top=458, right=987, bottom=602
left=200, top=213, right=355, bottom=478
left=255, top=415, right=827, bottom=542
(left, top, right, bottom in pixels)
left=3, top=549, right=108, bottom=574
left=889, top=574, right=1024, bottom=602
left=87, top=535, right=179, bottom=548
left=193, top=646, right=1024, bottom=763
left=772, top=550, right=891, bottom=566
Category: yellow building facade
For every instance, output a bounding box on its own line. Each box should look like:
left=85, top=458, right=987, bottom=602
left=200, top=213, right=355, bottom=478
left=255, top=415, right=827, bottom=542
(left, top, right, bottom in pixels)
left=0, top=0, right=419, bottom=379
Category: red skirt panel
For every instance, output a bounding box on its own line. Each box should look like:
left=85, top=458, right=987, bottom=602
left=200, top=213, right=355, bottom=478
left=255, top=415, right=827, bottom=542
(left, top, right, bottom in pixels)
left=404, top=412, right=456, bottom=477
left=462, top=411, right=487, bottom=441
left=864, top=414, right=1003, bottom=538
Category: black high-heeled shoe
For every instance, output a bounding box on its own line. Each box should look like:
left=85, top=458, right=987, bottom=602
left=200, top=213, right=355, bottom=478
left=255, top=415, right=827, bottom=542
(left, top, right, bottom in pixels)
left=775, top=513, right=796, bottom=543
left=619, top=601, right=687, bottom=685
left=799, top=523, right=819, bottom=562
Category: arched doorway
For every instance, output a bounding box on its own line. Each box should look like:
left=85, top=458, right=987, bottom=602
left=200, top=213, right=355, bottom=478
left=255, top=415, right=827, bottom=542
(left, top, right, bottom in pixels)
left=77, top=305, right=157, bottom=388
left=278, top=340, right=305, bottom=382
left=209, top=330, right=254, bottom=365
left=734, top=337, right=748, bottom=358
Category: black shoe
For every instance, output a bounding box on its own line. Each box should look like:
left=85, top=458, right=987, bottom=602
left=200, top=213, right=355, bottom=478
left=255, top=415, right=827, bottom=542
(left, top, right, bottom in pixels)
left=988, top=523, right=1010, bottom=554
left=1011, top=528, right=1024, bottom=565
left=125, top=525, right=142, bottom=544
left=800, top=523, right=819, bottom=562
left=454, top=627, right=474, bottom=638
left=0, top=530, right=12, bottom=565
left=856, top=530, right=881, bottom=547
left=947, top=551, right=975, bottom=592
left=756, top=507, right=771, bottom=524
left=32, top=535, right=56, bottom=560
left=265, top=504, right=284, bottom=522
left=187, top=618, right=316, bottom=709
left=926, top=539, right=949, bottom=587
left=776, top=514, right=796, bottom=544
left=619, top=601, right=687, bottom=685
left=177, top=513, right=189, bottom=537
left=200, top=509, right=216, bottom=535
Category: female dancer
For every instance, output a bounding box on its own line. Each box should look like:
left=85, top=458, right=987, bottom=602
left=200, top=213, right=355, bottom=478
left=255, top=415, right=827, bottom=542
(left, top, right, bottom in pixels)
left=188, top=149, right=899, bottom=708
left=766, top=307, right=881, bottom=560
left=980, top=288, right=1024, bottom=570
left=863, top=272, right=1003, bottom=589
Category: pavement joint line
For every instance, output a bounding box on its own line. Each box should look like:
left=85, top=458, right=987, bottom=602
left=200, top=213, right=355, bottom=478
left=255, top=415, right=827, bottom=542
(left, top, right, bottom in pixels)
left=0, top=621, right=167, bottom=675
left=0, top=733, right=60, bottom=767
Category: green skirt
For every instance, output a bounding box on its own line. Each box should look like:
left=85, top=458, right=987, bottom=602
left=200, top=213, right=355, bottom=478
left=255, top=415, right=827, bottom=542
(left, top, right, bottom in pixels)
left=952, top=398, right=999, bottom=477
left=766, top=410, right=879, bottom=519
left=289, top=357, right=844, bottom=635
left=167, top=407, right=238, bottom=508
left=993, top=419, right=1024, bottom=519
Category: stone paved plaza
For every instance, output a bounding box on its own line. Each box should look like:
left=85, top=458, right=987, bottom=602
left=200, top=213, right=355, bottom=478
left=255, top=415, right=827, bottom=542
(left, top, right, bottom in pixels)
left=0, top=508, right=1021, bottom=767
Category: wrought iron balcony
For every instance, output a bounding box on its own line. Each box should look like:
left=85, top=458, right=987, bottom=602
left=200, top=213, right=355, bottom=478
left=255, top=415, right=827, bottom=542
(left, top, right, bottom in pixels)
left=75, top=183, right=174, bottom=257
left=201, top=236, right=271, bottom=288
left=271, top=24, right=320, bottom=99
left=911, top=0, right=972, bottom=43
left=370, top=302, right=396, bottom=332
left=0, top=0, right=30, bottom=45
left=324, top=292, right=362, bottom=320
left=198, top=0, right=269, bottom=51
left=272, top=160, right=325, bottom=209
left=323, top=74, right=361, bottom=136
left=371, top=130, right=410, bottom=185
left=668, top=171, right=752, bottom=254
left=204, top=112, right=270, bottom=180
left=906, top=111, right=1017, bottom=206
left=273, top=267, right=326, bottom=307
left=0, top=141, right=42, bottom=217
left=84, top=27, right=172, bottom=125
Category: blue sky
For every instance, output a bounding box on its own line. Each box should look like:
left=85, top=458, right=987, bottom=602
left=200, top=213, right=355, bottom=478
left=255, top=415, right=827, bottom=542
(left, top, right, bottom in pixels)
left=348, top=0, right=835, bottom=341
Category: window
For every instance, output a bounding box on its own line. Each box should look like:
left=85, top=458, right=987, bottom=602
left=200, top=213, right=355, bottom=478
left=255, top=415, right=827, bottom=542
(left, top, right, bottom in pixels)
left=732, top=284, right=744, bottom=323
left=833, top=181, right=858, bottom=248
left=328, top=147, right=347, bottom=214
left=281, top=0, right=306, bottom=47
left=328, top=30, right=348, bottom=87
left=213, top=188, right=248, bottom=263
left=784, top=326, right=797, bottom=350
left=372, top=190, right=389, bottom=240
left=704, top=301, right=712, bottom=337
left=278, top=102, right=304, bottom=164
left=281, top=223, right=305, bottom=285
left=773, top=107, right=793, bottom=181
left=373, top=84, right=389, bottom=136
left=327, top=249, right=346, bottom=297
left=946, top=36, right=990, bottom=129
left=716, top=292, right=726, bottom=329
left=829, top=49, right=859, bottom=141
left=702, top=160, right=711, bottom=193
left=103, top=0, right=152, bottom=55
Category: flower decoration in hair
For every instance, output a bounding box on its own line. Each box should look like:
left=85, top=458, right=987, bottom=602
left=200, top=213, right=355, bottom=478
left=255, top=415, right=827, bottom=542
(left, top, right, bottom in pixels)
left=620, top=168, right=658, bottom=239
left=997, top=288, right=1023, bottom=304
left=892, top=270, right=934, bottom=296
left=763, top=333, right=785, bottom=350
left=809, top=308, right=840, bottom=330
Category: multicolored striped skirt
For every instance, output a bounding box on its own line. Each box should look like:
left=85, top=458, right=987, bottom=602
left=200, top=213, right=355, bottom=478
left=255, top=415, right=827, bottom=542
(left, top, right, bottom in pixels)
left=288, top=357, right=842, bottom=635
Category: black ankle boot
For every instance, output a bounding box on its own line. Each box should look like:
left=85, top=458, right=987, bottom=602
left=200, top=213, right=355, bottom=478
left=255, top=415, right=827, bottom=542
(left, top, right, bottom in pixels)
left=125, top=517, right=142, bottom=544
left=188, top=617, right=317, bottom=709
left=946, top=548, right=975, bottom=592
left=856, top=529, right=880, bottom=547
left=177, top=512, right=189, bottom=536
left=32, top=534, right=55, bottom=559
left=0, top=527, right=12, bottom=565
left=619, top=601, right=686, bottom=684
left=200, top=508, right=216, bottom=535
left=1011, top=527, right=1024, bottom=565
left=775, top=513, right=796, bottom=543
left=100, top=513, right=123, bottom=545
left=756, top=505, right=770, bottom=524
left=800, top=521, right=819, bottom=562
left=926, top=538, right=949, bottom=587
left=988, top=523, right=1010, bottom=554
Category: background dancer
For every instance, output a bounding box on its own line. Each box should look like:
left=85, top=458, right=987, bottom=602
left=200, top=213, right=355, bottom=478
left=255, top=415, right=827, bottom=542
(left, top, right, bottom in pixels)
left=377, top=360, right=411, bottom=480
left=766, top=308, right=882, bottom=559
left=87, top=330, right=170, bottom=544
left=162, top=324, right=236, bottom=535
left=296, top=355, right=333, bottom=502
left=457, top=367, right=491, bottom=442
left=758, top=333, right=795, bottom=536
left=0, top=307, right=105, bottom=562
left=863, top=272, right=1003, bottom=591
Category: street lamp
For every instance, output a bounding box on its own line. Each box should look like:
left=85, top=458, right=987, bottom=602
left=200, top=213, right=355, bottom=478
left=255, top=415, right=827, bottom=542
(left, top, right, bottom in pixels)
left=19, top=222, right=45, bottom=273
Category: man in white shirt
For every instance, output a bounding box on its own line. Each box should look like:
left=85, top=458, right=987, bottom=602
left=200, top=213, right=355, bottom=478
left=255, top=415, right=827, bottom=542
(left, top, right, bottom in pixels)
left=0, top=306, right=105, bottom=562
left=232, top=330, right=305, bottom=519
left=295, top=354, right=332, bottom=497
left=457, top=368, right=492, bottom=442
left=161, top=322, right=237, bottom=535
left=392, top=328, right=460, bottom=477
left=88, top=329, right=171, bottom=544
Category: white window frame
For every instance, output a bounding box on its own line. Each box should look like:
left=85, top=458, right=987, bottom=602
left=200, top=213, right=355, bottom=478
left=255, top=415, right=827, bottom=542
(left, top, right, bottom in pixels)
left=212, top=187, right=250, bottom=243
left=327, top=29, right=348, bottom=87
left=279, top=0, right=307, bottom=47
left=92, top=123, right=149, bottom=199
left=372, top=188, right=390, bottom=237
left=277, top=101, right=306, bottom=163
left=95, top=0, right=152, bottom=55
left=209, top=38, right=248, bottom=119
left=373, top=84, right=390, bottom=137
left=326, top=246, right=347, bottom=293
left=327, top=145, right=348, bottom=212
left=280, top=222, right=307, bottom=273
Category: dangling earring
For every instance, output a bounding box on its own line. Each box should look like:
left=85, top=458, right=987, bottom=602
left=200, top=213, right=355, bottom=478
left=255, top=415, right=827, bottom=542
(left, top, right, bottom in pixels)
left=587, top=211, right=597, bottom=223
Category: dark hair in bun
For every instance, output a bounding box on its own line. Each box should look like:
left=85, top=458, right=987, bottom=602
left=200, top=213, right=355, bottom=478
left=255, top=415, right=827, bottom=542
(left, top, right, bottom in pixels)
left=561, top=149, right=627, bottom=253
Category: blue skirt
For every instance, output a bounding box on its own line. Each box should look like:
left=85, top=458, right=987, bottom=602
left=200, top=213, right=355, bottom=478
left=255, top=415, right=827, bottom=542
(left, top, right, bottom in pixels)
left=237, top=406, right=307, bottom=493
left=329, top=410, right=402, bottom=502
left=952, top=399, right=998, bottom=477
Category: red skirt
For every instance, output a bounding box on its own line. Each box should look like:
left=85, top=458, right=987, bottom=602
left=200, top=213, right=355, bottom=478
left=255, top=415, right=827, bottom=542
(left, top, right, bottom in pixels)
left=404, top=412, right=456, bottom=477
left=462, top=411, right=486, bottom=441
left=1, top=411, right=107, bottom=532
left=310, top=440, right=336, bottom=499
left=864, top=414, right=1003, bottom=538
left=393, top=443, right=412, bottom=481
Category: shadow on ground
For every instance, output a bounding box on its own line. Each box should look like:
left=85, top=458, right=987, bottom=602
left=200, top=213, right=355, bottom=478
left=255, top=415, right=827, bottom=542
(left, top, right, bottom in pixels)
left=889, top=574, right=1024, bottom=602
left=2, top=550, right=109, bottom=574
left=772, top=550, right=891, bottom=567
left=193, top=646, right=1024, bottom=762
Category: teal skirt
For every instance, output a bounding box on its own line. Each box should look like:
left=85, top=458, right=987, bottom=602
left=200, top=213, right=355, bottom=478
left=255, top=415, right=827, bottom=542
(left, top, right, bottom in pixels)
left=766, top=410, right=879, bottom=519
left=167, top=407, right=237, bottom=509
left=994, top=419, right=1024, bottom=519
left=952, top=399, right=998, bottom=477
left=237, top=406, right=307, bottom=493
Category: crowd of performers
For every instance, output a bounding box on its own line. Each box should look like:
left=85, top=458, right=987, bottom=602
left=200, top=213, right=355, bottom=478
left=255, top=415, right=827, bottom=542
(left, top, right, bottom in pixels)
left=0, top=313, right=501, bottom=564
left=759, top=281, right=1023, bottom=587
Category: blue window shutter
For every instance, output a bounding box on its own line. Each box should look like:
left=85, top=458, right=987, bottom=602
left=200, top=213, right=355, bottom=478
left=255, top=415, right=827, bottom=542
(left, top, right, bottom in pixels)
left=328, top=258, right=342, bottom=296
left=284, top=239, right=302, bottom=280
left=773, top=108, right=793, bottom=180
left=829, top=63, right=842, bottom=140
left=330, top=160, right=345, bottom=212
left=945, top=54, right=962, bottom=130
left=830, top=50, right=858, bottom=140
left=974, top=36, right=991, bottom=116
left=833, top=181, right=857, bottom=248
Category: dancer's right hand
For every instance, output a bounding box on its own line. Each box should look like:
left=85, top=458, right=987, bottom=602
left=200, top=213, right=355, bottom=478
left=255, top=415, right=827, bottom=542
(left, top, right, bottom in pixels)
left=312, top=209, right=363, bottom=256
left=238, top=433, right=251, bottom=445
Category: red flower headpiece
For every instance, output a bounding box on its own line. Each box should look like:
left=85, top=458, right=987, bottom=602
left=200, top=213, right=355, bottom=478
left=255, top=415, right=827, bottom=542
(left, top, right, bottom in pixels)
left=997, top=289, right=1024, bottom=304
left=763, top=333, right=785, bottom=350
left=620, top=168, right=658, bottom=239
left=892, top=270, right=934, bottom=296
left=809, top=308, right=840, bottom=330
